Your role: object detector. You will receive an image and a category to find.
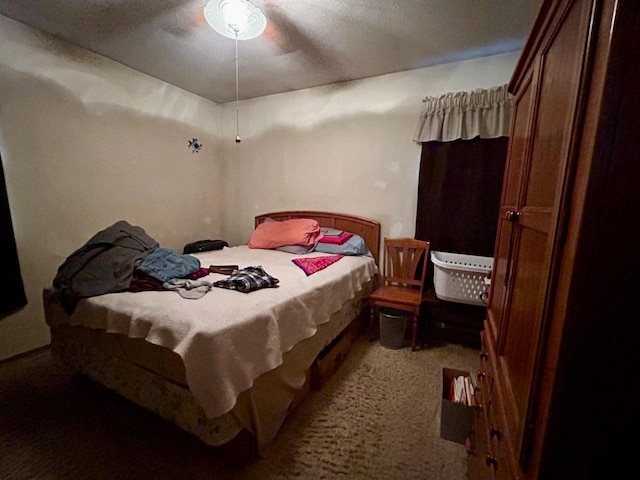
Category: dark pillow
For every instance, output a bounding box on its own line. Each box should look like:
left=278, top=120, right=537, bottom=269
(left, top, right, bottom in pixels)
left=275, top=244, right=316, bottom=254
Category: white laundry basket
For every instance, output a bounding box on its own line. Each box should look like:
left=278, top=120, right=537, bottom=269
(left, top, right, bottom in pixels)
left=430, top=251, right=493, bottom=306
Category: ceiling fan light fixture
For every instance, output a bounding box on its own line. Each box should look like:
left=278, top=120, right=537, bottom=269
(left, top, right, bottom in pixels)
left=204, top=0, right=267, bottom=40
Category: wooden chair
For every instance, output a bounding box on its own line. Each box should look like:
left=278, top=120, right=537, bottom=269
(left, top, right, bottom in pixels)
left=369, top=238, right=430, bottom=351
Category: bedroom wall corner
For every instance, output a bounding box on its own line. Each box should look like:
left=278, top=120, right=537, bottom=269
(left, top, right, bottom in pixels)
left=0, top=15, right=224, bottom=361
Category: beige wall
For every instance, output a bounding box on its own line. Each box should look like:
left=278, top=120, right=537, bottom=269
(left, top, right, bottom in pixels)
left=0, top=13, right=519, bottom=360
left=0, top=17, right=223, bottom=360
left=219, top=52, right=519, bottom=253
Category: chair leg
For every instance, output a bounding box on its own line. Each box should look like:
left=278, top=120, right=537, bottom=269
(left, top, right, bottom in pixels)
left=411, top=314, right=419, bottom=351
left=369, top=304, right=377, bottom=342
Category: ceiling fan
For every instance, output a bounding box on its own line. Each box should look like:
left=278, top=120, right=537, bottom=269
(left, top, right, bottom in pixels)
left=203, top=0, right=271, bottom=143
left=195, top=0, right=309, bottom=143
left=166, top=1, right=335, bottom=142
left=166, top=0, right=297, bottom=55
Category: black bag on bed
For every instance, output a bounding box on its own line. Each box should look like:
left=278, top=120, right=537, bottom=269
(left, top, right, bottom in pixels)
left=183, top=239, right=228, bottom=254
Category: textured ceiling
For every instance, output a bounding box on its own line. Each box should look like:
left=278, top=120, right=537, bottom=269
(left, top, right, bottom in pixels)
left=0, top=0, right=538, bottom=103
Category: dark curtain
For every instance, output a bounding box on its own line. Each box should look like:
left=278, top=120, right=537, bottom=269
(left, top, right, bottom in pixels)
left=1, top=154, right=27, bottom=315
left=416, top=137, right=508, bottom=286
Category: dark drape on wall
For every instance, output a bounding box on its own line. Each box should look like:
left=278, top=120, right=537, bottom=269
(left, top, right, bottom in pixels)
left=416, top=136, right=508, bottom=262
left=1, top=154, right=27, bottom=315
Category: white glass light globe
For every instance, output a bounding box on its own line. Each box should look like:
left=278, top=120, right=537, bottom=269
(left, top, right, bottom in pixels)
left=204, top=0, right=267, bottom=40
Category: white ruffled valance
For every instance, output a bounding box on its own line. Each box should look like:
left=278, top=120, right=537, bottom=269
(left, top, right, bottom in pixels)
left=413, top=84, right=513, bottom=142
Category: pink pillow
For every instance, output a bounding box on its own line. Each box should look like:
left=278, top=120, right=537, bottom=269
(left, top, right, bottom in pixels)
left=248, top=218, right=324, bottom=249
left=318, top=232, right=354, bottom=245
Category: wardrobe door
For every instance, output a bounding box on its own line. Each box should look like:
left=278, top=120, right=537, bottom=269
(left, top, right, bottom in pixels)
left=489, top=70, right=536, bottom=343
left=496, top=0, right=594, bottom=468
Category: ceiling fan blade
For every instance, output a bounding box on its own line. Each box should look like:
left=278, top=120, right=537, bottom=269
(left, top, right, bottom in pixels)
left=262, top=14, right=297, bottom=54
left=161, top=3, right=209, bottom=38
left=261, top=3, right=344, bottom=75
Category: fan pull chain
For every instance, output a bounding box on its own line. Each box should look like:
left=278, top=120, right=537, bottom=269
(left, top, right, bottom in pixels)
left=234, top=31, right=241, bottom=143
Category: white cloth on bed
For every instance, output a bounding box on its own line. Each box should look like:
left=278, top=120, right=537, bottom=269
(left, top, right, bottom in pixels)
left=51, top=246, right=377, bottom=420
left=162, top=278, right=212, bottom=299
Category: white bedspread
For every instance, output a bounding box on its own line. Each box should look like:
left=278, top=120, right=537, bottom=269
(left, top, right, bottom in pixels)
left=49, top=246, right=377, bottom=419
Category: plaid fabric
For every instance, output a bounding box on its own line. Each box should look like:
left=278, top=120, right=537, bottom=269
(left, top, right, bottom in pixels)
left=212, top=266, right=279, bottom=293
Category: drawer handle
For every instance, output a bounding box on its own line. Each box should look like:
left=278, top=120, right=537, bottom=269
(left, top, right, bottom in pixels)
left=485, top=455, right=498, bottom=468
left=465, top=435, right=475, bottom=455
left=480, top=351, right=489, bottom=360
left=489, top=426, right=502, bottom=440
left=477, top=370, right=487, bottom=379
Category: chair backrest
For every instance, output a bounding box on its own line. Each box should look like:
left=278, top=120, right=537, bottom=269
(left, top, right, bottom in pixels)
left=382, top=237, right=430, bottom=296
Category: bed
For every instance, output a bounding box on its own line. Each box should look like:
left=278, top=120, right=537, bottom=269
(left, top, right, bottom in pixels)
left=43, top=211, right=380, bottom=457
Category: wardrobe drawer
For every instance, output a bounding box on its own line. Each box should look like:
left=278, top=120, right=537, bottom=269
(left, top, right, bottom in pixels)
left=467, top=402, right=496, bottom=480
left=485, top=379, right=516, bottom=480
left=479, top=329, right=496, bottom=398
left=477, top=365, right=493, bottom=418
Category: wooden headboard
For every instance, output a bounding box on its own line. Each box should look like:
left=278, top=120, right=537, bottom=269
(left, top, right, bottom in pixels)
left=255, top=211, right=381, bottom=266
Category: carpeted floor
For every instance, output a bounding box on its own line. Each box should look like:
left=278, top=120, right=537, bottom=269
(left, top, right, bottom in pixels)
left=0, top=335, right=478, bottom=480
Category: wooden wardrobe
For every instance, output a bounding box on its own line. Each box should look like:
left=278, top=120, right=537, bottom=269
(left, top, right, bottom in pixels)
left=468, top=0, right=640, bottom=478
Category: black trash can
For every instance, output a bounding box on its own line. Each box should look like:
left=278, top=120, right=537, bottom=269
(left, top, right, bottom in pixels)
left=379, top=307, right=408, bottom=349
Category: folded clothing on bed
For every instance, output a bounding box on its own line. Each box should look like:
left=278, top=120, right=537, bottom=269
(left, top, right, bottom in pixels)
left=318, top=232, right=353, bottom=245
left=135, top=247, right=201, bottom=282
left=315, top=234, right=373, bottom=257
left=292, top=255, right=344, bottom=276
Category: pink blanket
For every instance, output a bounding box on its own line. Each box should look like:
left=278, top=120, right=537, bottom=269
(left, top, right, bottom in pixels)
left=292, top=255, right=344, bottom=276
